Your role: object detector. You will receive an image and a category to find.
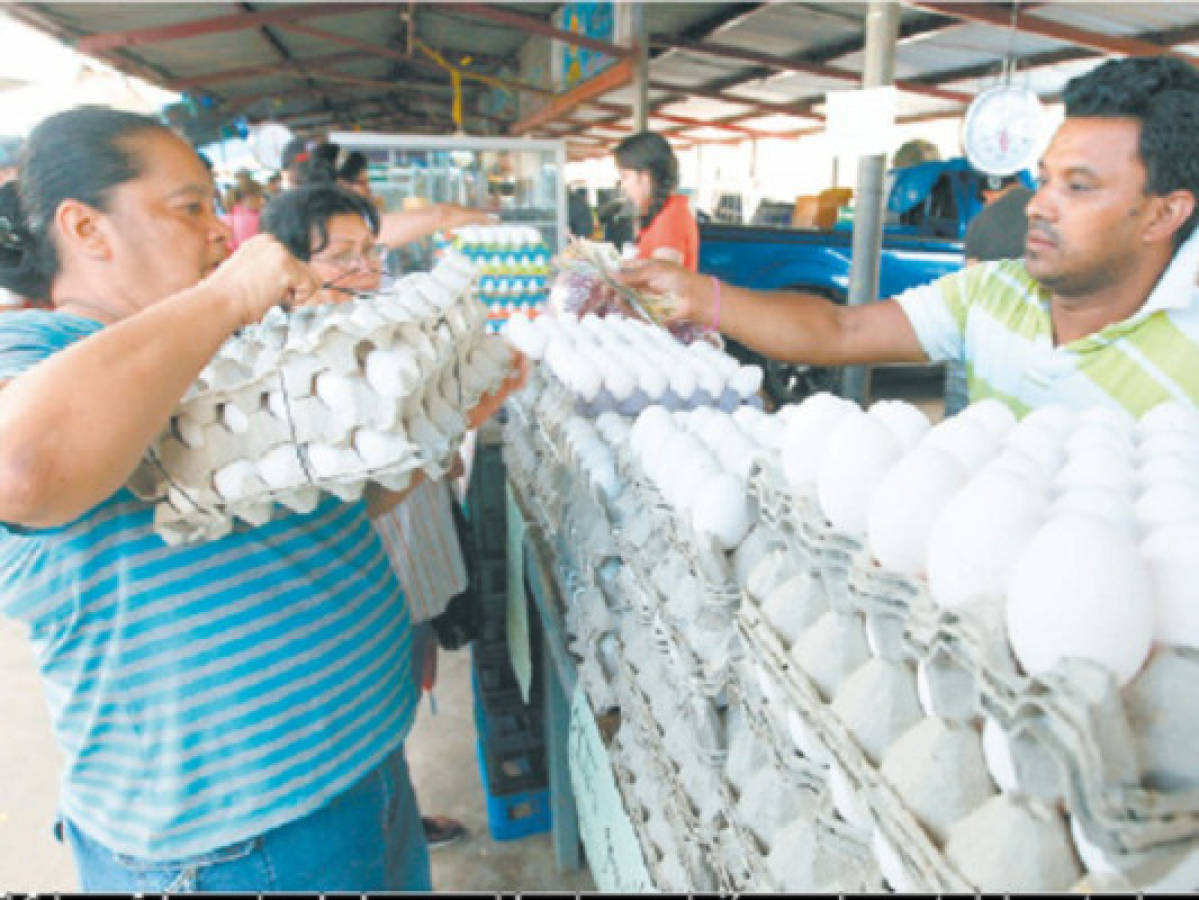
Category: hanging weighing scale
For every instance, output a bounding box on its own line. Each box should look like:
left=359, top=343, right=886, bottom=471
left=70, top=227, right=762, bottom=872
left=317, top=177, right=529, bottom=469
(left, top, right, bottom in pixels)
left=961, top=3, right=1046, bottom=176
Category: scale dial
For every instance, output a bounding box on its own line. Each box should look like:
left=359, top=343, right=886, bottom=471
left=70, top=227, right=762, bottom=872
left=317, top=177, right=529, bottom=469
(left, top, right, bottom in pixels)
left=963, top=84, right=1046, bottom=176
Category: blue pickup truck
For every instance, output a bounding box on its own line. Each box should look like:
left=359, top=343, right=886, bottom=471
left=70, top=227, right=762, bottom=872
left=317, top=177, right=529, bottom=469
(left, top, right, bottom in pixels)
left=698, top=158, right=1008, bottom=405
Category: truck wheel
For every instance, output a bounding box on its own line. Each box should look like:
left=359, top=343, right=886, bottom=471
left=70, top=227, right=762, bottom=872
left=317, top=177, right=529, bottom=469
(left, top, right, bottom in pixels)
left=763, top=358, right=841, bottom=408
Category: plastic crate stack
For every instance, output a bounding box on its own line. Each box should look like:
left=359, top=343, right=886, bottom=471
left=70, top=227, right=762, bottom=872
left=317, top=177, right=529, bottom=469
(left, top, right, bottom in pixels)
left=465, top=438, right=551, bottom=841
left=435, top=226, right=551, bottom=334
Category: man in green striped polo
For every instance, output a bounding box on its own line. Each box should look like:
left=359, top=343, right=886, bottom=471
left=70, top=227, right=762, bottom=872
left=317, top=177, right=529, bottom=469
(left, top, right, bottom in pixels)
left=620, top=56, right=1199, bottom=417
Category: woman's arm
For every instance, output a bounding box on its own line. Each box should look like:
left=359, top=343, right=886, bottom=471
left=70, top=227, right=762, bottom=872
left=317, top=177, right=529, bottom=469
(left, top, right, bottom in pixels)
left=0, top=237, right=317, bottom=528
left=378, top=205, right=497, bottom=248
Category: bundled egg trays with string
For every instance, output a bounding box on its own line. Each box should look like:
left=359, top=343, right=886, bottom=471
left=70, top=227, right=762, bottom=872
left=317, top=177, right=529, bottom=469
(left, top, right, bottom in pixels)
left=129, top=252, right=514, bottom=546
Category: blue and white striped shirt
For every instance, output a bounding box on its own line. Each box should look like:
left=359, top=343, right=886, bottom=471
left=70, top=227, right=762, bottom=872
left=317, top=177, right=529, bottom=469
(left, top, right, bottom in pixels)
left=0, top=311, right=417, bottom=860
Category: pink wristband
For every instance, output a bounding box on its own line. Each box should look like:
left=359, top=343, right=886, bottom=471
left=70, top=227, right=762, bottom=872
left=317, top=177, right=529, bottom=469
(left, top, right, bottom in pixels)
left=709, top=276, right=721, bottom=332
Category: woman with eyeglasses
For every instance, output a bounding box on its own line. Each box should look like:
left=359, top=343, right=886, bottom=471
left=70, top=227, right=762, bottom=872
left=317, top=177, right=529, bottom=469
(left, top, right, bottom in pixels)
left=261, top=182, right=503, bottom=853
left=0, top=106, right=522, bottom=891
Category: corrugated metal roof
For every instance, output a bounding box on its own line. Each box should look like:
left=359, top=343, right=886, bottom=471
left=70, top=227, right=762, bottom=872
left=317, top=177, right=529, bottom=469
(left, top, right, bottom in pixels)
left=7, top=1, right=1199, bottom=157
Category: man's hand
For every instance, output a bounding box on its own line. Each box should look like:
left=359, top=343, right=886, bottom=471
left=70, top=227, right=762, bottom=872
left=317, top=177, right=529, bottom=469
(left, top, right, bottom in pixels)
left=616, top=259, right=713, bottom=326
left=206, top=234, right=320, bottom=327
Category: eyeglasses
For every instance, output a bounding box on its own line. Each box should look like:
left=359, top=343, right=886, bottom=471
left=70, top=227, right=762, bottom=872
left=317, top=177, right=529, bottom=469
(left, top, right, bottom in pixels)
left=311, top=242, right=390, bottom=275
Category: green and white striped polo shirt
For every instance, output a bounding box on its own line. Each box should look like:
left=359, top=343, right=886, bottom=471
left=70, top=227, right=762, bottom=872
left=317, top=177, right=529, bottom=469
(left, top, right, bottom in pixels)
left=896, top=232, right=1199, bottom=417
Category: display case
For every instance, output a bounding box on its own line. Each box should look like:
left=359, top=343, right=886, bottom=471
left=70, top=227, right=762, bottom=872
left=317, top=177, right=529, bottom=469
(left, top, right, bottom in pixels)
left=328, top=132, right=568, bottom=252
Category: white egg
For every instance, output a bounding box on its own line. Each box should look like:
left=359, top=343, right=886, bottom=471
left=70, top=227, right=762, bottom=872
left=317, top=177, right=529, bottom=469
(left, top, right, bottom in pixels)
left=213, top=459, right=264, bottom=500
left=959, top=397, right=1018, bottom=437
left=816, top=411, right=902, bottom=536
left=980, top=450, right=1051, bottom=493
left=926, top=470, right=1047, bottom=610
left=1006, top=513, right=1153, bottom=685
left=921, top=415, right=999, bottom=473
left=501, top=313, right=547, bottom=360
left=1139, top=401, right=1199, bottom=437
left=1136, top=479, right=1199, bottom=532
left=867, top=399, right=931, bottom=450
left=1003, top=422, right=1066, bottom=477
left=1138, top=430, right=1199, bottom=465
left=1142, top=521, right=1199, bottom=648
left=1080, top=404, right=1136, bottom=433
left=730, top=365, right=764, bottom=399
left=692, top=472, right=753, bottom=550
left=1051, top=487, right=1137, bottom=536
left=1064, top=424, right=1134, bottom=461
left=779, top=395, right=857, bottom=492
left=1020, top=403, right=1079, bottom=437
left=1053, top=449, right=1136, bottom=497
left=1137, top=454, right=1199, bottom=488
left=867, top=446, right=967, bottom=576
left=672, top=450, right=721, bottom=515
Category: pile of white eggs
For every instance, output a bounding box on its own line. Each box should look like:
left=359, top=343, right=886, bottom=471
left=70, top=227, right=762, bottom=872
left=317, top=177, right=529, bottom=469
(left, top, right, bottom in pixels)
left=781, top=393, right=1199, bottom=687
left=131, top=253, right=514, bottom=545
left=626, top=404, right=782, bottom=551
left=504, top=312, right=764, bottom=415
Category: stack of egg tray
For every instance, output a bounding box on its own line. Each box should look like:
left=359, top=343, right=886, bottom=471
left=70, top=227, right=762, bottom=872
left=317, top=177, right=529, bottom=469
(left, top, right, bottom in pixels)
left=612, top=648, right=725, bottom=891
left=738, top=456, right=1199, bottom=892
left=724, top=679, right=878, bottom=892
left=131, top=252, right=512, bottom=545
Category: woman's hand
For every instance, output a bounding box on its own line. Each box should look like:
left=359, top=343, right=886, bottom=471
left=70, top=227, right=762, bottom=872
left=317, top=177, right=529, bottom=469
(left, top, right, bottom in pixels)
left=437, top=204, right=499, bottom=233
left=616, top=258, right=713, bottom=326
left=467, top=349, right=529, bottom=429
left=206, top=235, right=321, bottom=327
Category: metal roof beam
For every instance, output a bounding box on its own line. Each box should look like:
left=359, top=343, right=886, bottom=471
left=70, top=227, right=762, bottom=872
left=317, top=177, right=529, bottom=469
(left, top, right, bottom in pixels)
left=275, top=22, right=555, bottom=98
left=169, top=50, right=367, bottom=89
left=75, top=3, right=379, bottom=53
left=904, top=1, right=1199, bottom=63
left=904, top=17, right=1199, bottom=91
left=511, top=57, right=635, bottom=135
left=657, top=37, right=973, bottom=103
left=649, top=80, right=825, bottom=121
left=452, top=3, right=631, bottom=59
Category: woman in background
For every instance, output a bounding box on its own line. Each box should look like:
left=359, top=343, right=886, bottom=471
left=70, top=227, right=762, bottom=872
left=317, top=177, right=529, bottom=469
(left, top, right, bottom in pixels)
left=614, top=130, right=698, bottom=271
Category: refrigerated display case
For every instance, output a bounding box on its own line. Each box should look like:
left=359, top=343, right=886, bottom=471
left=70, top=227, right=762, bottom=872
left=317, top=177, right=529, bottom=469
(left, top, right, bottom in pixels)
left=328, top=132, right=568, bottom=252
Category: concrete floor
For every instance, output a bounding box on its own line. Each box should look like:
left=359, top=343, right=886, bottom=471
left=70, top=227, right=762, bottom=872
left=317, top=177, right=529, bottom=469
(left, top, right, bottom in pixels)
left=0, top=615, right=593, bottom=892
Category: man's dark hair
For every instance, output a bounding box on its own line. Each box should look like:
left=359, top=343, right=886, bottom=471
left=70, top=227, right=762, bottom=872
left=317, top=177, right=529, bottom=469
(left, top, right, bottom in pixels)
left=0, top=106, right=168, bottom=301
left=260, top=183, right=379, bottom=261
left=1063, top=56, right=1199, bottom=245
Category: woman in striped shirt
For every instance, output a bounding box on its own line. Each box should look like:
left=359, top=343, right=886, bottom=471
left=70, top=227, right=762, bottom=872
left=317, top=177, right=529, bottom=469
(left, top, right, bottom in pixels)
left=0, top=106, right=518, bottom=890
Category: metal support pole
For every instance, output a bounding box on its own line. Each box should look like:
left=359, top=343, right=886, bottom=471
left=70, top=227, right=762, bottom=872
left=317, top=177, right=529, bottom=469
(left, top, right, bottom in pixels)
left=841, top=0, right=899, bottom=405
left=631, top=1, right=649, bottom=132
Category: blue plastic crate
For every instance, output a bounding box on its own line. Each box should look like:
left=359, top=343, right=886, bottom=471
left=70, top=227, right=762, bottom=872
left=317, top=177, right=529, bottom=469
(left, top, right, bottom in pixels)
left=474, top=738, right=551, bottom=841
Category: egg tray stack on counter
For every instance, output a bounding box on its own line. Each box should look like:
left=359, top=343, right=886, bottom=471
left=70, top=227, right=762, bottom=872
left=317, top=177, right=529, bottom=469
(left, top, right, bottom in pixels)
left=504, top=311, right=765, bottom=418
left=505, top=357, right=830, bottom=890
left=437, top=225, right=551, bottom=334
left=734, top=391, right=1199, bottom=892
left=129, top=252, right=515, bottom=546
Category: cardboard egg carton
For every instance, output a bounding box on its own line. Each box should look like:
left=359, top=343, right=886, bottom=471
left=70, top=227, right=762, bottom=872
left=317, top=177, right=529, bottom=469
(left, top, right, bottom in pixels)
left=738, top=453, right=1199, bottom=891
left=130, top=254, right=514, bottom=545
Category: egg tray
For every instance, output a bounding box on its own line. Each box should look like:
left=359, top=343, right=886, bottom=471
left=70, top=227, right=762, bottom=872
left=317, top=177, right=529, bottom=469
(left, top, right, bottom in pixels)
left=842, top=542, right=1199, bottom=866
left=611, top=444, right=745, bottom=608
left=130, top=254, right=513, bottom=545
left=610, top=657, right=727, bottom=891
left=517, top=311, right=765, bottom=419
left=616, top=661, right=748, bottom=893
left=734, top=603, right=976, bottom=892
left=737, top=510, right=1199, bottom=891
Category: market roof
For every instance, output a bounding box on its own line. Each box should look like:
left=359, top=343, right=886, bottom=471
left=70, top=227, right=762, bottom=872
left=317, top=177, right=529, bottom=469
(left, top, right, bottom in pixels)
left=8, top=2, right=1199, bottom=159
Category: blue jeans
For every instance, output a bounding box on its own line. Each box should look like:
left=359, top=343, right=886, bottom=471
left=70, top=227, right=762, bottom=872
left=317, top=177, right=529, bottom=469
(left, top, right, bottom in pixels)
left=63, top=745, right=431, bottom=892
